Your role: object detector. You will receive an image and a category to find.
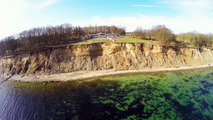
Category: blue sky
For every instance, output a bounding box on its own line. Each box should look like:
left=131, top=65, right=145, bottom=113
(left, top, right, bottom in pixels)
left=0, top=0, right=213, bottom=39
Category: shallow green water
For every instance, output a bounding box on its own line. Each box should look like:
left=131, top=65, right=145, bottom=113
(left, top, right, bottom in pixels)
left=0, top=68, right=213, bottom=120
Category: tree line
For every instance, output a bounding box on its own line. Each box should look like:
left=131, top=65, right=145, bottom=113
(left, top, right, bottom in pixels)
left=0, top=24, right=126, bottom=57
left=132, top=25, right=213, bottom=47
left=133, top=25, right=176, bottom=44
left=0, top=24, right=212, bottom=57
left=176, top=32, right=213, bottom=47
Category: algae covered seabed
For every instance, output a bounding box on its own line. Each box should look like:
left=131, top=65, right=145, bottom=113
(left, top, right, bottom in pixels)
left=1, top=68, right=213, bottom=120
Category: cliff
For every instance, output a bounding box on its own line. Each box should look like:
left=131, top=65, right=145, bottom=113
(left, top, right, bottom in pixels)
left=0, top=42, right=213, bottom=75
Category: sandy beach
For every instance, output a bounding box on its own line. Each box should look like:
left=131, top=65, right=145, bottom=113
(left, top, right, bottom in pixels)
left=0, top=64, right=212, bottom=83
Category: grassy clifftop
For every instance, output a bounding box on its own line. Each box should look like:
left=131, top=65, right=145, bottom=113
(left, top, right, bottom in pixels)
left=73, top=38, right=152, bottom=45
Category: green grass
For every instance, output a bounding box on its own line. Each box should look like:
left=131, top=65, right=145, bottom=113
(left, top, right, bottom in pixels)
left=114, top=37, right=151, bottom=43
left=73, top=37, right=152, bottom=45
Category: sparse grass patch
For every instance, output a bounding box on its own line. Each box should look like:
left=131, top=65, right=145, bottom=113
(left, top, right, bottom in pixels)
left=72, top=37, right=152, bottom=45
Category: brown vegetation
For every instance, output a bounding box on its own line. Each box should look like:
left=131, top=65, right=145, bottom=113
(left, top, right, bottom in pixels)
left=177, top=32, right=213, bottom=47
left=0, top=24, right=125, bottom=57
left=133, top=25, right=175, bottom=43
left=0, top=23, right=212, bottom=57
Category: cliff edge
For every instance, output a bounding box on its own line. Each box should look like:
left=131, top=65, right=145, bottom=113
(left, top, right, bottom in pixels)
left=0, top=42, right=213, bottom=76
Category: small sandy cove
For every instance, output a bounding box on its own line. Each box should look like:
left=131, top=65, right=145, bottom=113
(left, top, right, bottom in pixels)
left=1, top=64, right=213, bottom=83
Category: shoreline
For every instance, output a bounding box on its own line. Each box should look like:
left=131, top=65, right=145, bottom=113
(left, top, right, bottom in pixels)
left=1, top=64, right=213, bottom=83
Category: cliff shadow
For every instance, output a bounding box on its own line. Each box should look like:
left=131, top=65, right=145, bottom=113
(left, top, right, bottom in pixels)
left=88, top=43, right=103, bottom=57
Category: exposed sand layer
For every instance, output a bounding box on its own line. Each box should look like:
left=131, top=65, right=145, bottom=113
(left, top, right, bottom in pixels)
left=1, top=64, right=212, bottom=83
left=2, top=43, right=213, bottom=76
left=1, top=43, right=213, bottom=83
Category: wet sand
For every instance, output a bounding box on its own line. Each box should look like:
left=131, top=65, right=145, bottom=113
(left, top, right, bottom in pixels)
left=1, top=64, right=213, bottom=82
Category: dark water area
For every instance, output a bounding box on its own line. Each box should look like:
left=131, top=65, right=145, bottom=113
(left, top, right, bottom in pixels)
left=0, top=68, right=213, bottom=120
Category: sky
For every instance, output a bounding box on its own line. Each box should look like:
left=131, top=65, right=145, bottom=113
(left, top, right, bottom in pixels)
left=0, top=0, right=213, bottom=39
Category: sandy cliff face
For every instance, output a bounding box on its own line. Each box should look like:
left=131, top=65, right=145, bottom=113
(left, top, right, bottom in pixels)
left=0, top=42, right=213, bottom=75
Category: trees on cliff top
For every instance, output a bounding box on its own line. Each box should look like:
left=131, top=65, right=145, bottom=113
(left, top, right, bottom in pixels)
left=133, top=25, right=175, bottom=44
left=177, top=32, right=213, bottom=47
left=0, top=24, right=126, bottom=57
left=151, top=25, right=175, bottom=44
left=84, top=26, right=126, bottom=35
left=133, top=25, right=212, bottom=47
left=0, top=23, right=212, bottom=57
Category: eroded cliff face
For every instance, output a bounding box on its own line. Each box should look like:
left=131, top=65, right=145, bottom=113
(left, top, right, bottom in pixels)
left=0, top=42, right=213, bottom=75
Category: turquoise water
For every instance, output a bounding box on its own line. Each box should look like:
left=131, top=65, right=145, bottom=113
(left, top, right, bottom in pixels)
left=0, top=68, right=213, bottom=120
